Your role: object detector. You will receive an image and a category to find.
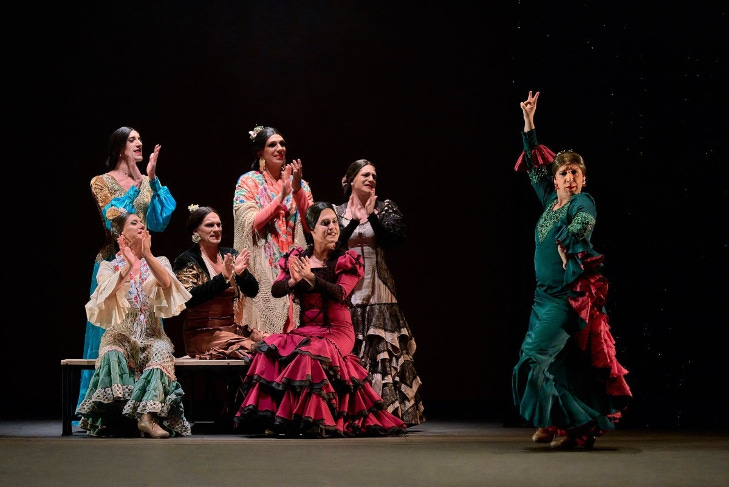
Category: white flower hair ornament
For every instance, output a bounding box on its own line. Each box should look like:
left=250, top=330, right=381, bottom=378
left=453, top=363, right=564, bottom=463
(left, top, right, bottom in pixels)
left=188, top=204, right=200, bottom=213
left=249, top=125, right=265, bottom=141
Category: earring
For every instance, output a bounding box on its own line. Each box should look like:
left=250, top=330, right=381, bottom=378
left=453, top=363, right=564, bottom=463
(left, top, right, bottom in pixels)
left=192, top=233, right=201, bottom=243
left=259, top=157, right=266, bottom=172
left=583, top=178, right=587, bottom=186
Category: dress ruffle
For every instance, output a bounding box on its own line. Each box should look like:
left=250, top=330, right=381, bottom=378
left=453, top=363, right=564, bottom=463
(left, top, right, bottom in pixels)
left=236, top=332, right=407, bottom=437
left=514, top=144, right=556, bottom=172
left=351, top=303, right=425, bottom=425
left=76, top=349, right=191, bottom=437
left=569, top=254, right=633, bottom=415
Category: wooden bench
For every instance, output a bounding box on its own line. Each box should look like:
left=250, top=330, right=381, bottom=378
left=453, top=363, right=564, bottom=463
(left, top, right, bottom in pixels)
left=61, top=357, right=249, bottom=436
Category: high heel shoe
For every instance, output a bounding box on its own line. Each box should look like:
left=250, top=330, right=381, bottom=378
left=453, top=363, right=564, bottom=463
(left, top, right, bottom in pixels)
left=532, top=428, right=556, bottom=443
left=138, top=413, right=170, bottom=439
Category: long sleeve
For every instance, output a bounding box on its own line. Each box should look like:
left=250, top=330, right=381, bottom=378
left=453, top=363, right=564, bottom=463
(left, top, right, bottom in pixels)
left=515, top=129, right=558, bottom=208
left=101, top=176, right=176, bottom=231
left=339, top=218, right=359, bottom=245
left=553, top=193, right=599, bottom=286
left=253, top=198, right=289, bottom=231
left=175, top=261, right=231, bottom=309
left=144, top=177, right=176, bottom=232
left=234, top=269, right=260, bottom=298
left=367, top=199, right=406, bottom=250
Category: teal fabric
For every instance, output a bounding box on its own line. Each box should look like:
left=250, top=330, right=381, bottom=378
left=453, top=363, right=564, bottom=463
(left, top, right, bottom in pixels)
left=76, top=350, right=189, bottom=437
left=512, top=129, right=616, bottom=433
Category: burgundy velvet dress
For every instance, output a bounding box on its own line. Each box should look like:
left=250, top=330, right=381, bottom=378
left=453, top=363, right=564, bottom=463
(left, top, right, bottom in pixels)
left=235, top=247, right=407, bottom=437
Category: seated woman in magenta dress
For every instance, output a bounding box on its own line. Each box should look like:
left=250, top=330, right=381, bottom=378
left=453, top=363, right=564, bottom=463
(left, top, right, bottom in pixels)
left=234, top=202, right=407, bottom=437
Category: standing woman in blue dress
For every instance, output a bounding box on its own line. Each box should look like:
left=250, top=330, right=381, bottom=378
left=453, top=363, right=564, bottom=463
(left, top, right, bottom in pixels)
left=76, top=126, right=176, bottom=419
left=512, top=91, right=632, bottom=449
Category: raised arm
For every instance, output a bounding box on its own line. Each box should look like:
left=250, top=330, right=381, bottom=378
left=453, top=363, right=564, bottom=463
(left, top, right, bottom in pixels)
left=521, top=90, right=539, bottom=132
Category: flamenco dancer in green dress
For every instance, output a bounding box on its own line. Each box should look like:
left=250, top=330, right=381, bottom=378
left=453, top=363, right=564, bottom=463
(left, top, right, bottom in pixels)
left=512, top=91, right=632, bottom=450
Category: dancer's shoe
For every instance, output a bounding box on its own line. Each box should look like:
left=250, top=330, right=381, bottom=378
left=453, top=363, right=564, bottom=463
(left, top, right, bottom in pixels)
left=138, top=413, right=170, bottom=438
left=532, top=428, right=555, bottom=443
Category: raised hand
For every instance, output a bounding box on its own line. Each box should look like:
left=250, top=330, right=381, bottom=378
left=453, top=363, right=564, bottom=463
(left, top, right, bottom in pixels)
left=222, top=253, right=234, bottom=282
left=140, top=229, right=153, bottom=258
left=520, top=90, right=539, bottom=131
left=146, top=144, right=161, bottom=181
left=118, top=234, right=137, bottom=269
left=364, top=192, right=377, bottom=218
left=234, top=248, right=251, bottom=275
left=289, top=159, right=303, bottom=193
left=280, top=163, right=292, bottom=200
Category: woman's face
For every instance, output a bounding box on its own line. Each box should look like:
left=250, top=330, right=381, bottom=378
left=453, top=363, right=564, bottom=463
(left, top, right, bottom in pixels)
left=121, top=130, right=143, bottom=164
left=311, top=208, right=340, bottom=251
left=352, top=164, right=377, bottom=195
left=259, top=134, right=286, bottom=169
left=196, top=212, right=223, bottom=246
left=554, top=164, right=584, bottom=197
left=122, top=214, right=145, bottom=243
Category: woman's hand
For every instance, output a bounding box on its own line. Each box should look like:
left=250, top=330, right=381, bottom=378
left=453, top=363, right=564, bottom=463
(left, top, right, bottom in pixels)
left=557, top=244, right=568, bottom=269
left=222, top=253, right=234, bottom=282
left=363, top=192, right=377, bottom=219
left=146, top=144, right=161, bottom=181
left=234, top=248, right=251, bottom=276
left=520, top=90, right=539, bottom=131
left=289, top=159, right=303, bottom=193
left=279, top=164, right=292, bottom=201
left=118, top=234, right=138, bottom=269
left=124, top=150, right=144, bottom=189
left=140, top=229, right=153, bottom=258
left=288, top=255, right=314, bottom=286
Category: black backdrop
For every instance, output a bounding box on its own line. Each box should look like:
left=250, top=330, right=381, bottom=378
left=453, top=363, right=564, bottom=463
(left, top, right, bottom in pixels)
left=6, top=1, right=727, bottom=430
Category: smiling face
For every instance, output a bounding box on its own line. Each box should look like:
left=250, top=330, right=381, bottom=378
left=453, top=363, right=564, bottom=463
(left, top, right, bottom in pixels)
left=311, top=208, right=340, bottom=251
left=121, top=130, right=143, bottom=164
left=195, top=212, right=223, bottom=246
left=259, top=134, right=286, bottom=169
left=554, top=163, right=585, bottom=198
left=352, top=164, right=377, bottom=196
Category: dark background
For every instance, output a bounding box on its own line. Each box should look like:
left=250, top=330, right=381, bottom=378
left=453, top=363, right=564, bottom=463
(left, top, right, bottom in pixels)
left=6, top=1, right=726, bottom=430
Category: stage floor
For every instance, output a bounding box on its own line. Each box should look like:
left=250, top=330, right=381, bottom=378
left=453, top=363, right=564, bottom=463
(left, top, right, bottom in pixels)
left=1, top=420, right=727, bottom=486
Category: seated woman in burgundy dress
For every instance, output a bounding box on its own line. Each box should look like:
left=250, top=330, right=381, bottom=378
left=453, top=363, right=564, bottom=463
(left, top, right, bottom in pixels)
left=234, top=202, right=407, bottom=437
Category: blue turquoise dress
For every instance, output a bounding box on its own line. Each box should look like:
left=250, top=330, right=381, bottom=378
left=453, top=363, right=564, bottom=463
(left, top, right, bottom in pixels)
left=77, top=174, right=175, bottom=419
left=512, top=129, right=632, bottom=444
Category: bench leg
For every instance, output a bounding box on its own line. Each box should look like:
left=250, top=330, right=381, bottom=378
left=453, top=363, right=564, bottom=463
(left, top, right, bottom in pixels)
left=61, top=363, right=72, bottom=436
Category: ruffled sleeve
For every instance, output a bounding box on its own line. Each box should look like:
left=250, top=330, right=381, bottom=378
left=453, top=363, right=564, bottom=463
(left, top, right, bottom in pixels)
left=335, top=250, right=365, bottom=299
left=514, top=129, right=556, bottom=173
left=85, top=260, right=131, bottom=329
left=515, top=129, right=558, bottom=206
left=142, top=256, right=192, bottom=319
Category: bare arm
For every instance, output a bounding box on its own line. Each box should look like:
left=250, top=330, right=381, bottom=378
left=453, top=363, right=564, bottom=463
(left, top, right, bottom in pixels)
left=520, top=90, right=539, bottom=132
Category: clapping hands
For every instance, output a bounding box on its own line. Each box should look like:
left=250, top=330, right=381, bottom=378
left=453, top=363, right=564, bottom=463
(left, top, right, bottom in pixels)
left=288, top=254, right=313, bottom=285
